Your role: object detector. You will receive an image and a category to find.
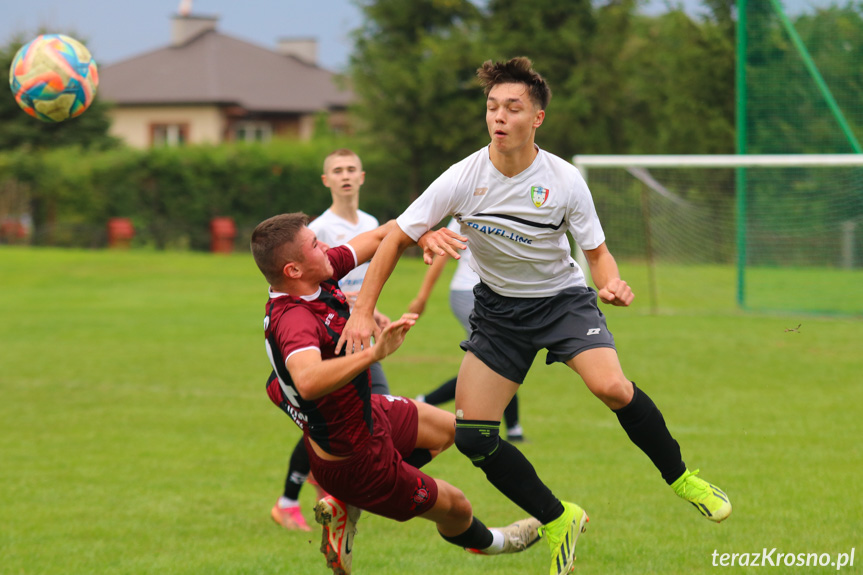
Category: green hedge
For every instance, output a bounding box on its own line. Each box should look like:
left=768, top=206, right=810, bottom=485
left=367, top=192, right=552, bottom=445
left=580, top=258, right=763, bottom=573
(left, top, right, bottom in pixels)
left=0, top=140, right=375, bottom=250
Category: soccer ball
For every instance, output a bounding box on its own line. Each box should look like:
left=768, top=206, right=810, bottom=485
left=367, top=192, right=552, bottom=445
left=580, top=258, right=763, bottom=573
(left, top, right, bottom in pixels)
left=9, top=34, right=99, bottom=122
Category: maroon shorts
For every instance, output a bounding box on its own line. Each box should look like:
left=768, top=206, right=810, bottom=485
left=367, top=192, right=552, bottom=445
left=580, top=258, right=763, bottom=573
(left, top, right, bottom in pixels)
left=305, top=394, right=439, bottom=522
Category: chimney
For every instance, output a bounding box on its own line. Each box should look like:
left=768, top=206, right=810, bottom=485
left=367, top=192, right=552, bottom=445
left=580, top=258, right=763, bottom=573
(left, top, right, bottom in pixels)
left=277, top=38, right=318, bottom=66
left=172, top=13, right=218, bottom=47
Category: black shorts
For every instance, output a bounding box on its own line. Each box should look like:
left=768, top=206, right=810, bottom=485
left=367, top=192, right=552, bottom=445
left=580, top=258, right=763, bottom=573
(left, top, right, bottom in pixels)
left=460, top=283, right=616, bottom=384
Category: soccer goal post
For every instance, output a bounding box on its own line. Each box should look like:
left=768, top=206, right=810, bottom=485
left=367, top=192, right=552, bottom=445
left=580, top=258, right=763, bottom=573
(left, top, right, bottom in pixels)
left=572, top=154, right=863, bottom=317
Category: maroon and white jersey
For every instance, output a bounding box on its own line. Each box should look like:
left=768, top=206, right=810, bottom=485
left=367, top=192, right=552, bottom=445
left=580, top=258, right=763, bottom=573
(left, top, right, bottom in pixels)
left=264, top=244, right=373, bottom=457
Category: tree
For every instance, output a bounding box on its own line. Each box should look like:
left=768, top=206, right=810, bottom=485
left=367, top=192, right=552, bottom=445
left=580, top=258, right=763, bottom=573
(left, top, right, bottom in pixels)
left=744, top=3, right=863, bottom=154
left=480, top=0, right=735, bottom=157
left=348, top=0, right=487, bottom=212
left=0, top=32, right=119, bottom=151
left=480, top=0, right=617, bottom=157
left=620, top=4, right=735, bottom=155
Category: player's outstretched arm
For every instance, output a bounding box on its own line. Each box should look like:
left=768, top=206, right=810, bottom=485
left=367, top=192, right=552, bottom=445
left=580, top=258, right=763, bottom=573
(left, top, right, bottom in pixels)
left=347, top=219, right=398, bottom=266
left=288, top=314, right=417, bottom=400
left=338, top=225, right=416, bottom=354
left=583, top=242, right=634, bottom=307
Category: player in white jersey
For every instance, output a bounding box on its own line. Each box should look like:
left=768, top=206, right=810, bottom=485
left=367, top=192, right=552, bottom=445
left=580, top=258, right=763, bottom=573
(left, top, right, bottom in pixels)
left=270, top=149, right=392, bottom=532
left=310, top=209, right=378, bottom=292
left=339, top=58, right=731, bottom=575
left=409, top=218, right=524, bottom=441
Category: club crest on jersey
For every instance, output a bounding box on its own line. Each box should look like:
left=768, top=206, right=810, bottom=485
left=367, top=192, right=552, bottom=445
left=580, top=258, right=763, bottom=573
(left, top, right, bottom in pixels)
left=331, top=286, right=348, bottom=305
left=530, top=186, right=550, bottom=207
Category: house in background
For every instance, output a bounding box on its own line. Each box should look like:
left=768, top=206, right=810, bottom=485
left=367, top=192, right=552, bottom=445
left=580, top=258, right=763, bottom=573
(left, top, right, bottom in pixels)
left=99, top=12, right=353, bottom=148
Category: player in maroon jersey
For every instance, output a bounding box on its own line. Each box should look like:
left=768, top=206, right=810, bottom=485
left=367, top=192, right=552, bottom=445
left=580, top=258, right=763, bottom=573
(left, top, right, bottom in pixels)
left=250, top=212, right=542, bottom=574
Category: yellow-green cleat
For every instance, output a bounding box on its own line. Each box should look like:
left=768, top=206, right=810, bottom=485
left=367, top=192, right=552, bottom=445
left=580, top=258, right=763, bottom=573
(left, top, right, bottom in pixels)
left=538, top=502, right=589, bottom=575
left=672, top=469, right=731, bottom=523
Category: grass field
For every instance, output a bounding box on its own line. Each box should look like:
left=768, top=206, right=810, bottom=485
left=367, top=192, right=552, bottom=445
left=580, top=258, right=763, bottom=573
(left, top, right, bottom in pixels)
left=1, top=246, right=861, bottom=574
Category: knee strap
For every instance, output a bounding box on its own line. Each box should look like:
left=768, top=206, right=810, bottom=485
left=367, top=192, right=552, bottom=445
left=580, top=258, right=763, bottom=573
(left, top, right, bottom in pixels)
left=454, top=420, right=501, bottom=467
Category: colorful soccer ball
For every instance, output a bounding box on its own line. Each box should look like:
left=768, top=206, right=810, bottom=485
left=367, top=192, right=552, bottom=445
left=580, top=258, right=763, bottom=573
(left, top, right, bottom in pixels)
left=9, top=34, right=99, bottom=122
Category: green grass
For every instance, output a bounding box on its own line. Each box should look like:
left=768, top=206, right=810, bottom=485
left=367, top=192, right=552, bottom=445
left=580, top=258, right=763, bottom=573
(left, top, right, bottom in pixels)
left=1, top=246, right=861, bottom=574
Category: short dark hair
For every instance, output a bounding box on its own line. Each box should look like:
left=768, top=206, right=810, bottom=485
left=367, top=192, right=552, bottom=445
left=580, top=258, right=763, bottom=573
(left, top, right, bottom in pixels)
left=477, top=57, right=551, bottom=110
left=250, top=212, right=309, bottom=285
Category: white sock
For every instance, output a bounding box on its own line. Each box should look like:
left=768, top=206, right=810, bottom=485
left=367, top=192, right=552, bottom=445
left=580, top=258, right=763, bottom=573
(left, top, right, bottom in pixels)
left=278, top=496, right=299, bottom=509
left=481, top=529, right=506, bottom=554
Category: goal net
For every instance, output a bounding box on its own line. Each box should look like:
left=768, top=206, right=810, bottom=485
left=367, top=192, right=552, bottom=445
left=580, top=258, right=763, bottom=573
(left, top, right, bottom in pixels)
left=572, top=154, right=863, bottom=317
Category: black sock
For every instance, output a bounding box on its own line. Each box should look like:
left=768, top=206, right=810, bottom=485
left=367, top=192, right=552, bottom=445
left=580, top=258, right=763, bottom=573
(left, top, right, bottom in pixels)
left=439, top=516, right=494, bottom=549
left=503, top=394, right=519, bottom=430
left=283, top=436, right=310, bottom=500
left=479, top=440, right=563, bottom=524
left=614, top=382, right=686, bottom=484
left=424, top=377, right=457, bottom=405
left=403, top=448, right=433, bottom=469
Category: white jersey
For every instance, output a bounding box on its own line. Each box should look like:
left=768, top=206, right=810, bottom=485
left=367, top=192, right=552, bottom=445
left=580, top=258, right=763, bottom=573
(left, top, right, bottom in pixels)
left=445, top=218, right=480, bottom=292
left=397, top=146, right=605, bottom=297
left=309, top=208, right=379, bottom=293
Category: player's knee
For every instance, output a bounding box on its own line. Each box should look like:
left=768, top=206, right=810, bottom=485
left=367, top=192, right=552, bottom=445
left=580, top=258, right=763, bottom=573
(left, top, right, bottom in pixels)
left=445, top=488, right=473, bottom=522
left=436, top=413, right=456, bottom=453
left=454, top=421, right=501, bottom=468
left=592, top=376, right=634, bottom=409
left=433, top=483, right=474, bottom=536
left=415, top=402, right=456, bottom=453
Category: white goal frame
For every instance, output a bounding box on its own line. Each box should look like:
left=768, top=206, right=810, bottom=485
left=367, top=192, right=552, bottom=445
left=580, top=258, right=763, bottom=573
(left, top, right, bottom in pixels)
left=570, top=154, right=863, bottom=314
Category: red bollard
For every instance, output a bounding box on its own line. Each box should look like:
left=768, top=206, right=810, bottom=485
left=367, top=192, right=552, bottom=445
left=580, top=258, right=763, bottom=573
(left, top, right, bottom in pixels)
left=210, top=217, right=236, bottom=254
left=107, top=218, right=134, bottom=249
left=1, top=219, right=28, bottom=244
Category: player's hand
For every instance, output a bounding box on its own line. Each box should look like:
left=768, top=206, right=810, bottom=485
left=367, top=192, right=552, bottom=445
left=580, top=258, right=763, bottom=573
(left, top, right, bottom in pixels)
left=407, top=297, right=426, bottom=316
left=373, top=313, right=418, bottom=360
left=337, top=312, right=380, bottom=355
left=417, top=228, right=467, bottom=265
left=373, top=308, right=392, bottom=330
left=342, top=290, right=359, bottom=309
left=598, top=278, right=634, bottom=307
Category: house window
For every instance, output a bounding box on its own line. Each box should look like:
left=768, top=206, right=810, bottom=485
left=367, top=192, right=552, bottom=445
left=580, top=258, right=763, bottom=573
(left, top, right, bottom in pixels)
left=151, top=123, right=188, bottom=147
left=233, top=121, right=272, bottom=143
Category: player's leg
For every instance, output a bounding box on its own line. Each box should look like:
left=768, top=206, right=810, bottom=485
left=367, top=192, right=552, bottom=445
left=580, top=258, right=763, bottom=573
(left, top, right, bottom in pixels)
left=368, top=361, right=390, bottom=394
left=565, top=347, right=633, bottom=409
left=458, top=282, right=591, bottom=574
left=455, top=358, right=589, bottom=574
left=314, top=495, right=361, bottom=575
left=411, top=399, right=455, bottom=455
left=403, top=400, right=542, bottom=554
left=420, top=477, right=541, bottom=554
left=567, top=348, right=684, bottom=478
left=454, top=353, right=571, bottom=524
left=265, top=371, right=314, bottom=530
left=456, top=285, right=525, bottom=441
left=566, top=348, right=731, bottom=522
left=394, top=399, right=453, bottom=469
left=271, top=435, right=313, bottom=531
left=417, top=376, right=457, bottom=405
left=449, top=288, right=474, bottom=333
left=503, top=393, right=524, bottom=441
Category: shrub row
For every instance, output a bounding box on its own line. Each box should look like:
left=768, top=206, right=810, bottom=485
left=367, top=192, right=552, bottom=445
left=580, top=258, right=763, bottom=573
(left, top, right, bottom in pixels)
left=0, top=140, right=375, bottom=250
